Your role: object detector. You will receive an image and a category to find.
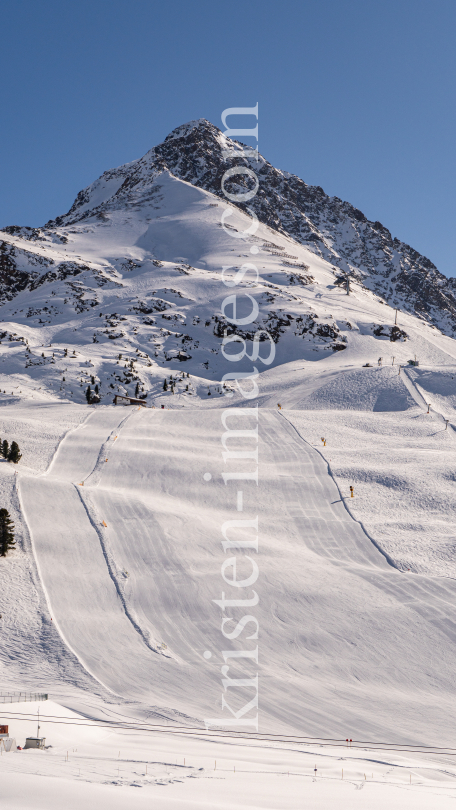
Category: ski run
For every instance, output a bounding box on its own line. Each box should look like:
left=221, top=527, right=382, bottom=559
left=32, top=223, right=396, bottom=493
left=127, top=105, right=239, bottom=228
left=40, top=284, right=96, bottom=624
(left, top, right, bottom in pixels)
left=1, top=120, right=456, bottom=807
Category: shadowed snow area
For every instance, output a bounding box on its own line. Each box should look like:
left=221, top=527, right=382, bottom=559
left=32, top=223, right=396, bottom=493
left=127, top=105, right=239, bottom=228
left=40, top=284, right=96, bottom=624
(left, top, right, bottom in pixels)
left=294, top=366, right=417, bottom=411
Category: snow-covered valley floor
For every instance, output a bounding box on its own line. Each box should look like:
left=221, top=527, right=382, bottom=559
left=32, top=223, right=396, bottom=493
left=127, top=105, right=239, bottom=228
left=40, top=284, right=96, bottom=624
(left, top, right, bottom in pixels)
left=3, top=700, right=456, bottom=809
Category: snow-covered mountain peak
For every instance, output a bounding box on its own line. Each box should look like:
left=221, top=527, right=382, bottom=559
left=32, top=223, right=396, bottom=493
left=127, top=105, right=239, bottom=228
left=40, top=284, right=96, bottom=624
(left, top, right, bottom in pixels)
left=34, top=118, right=456, bottom=341
left=1, top=118, right=456, bottom=406
left=45, top=119, right=258, bottom=229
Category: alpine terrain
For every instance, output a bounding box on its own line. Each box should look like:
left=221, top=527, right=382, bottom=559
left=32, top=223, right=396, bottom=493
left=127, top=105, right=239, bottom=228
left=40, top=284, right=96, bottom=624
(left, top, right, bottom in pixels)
left=1, top=120, right=456, bottom=809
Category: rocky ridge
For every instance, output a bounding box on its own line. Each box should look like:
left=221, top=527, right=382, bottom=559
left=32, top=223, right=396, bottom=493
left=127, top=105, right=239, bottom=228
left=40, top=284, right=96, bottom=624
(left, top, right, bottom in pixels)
left=0, top=120, right=454, bottom=405
left=38, top=118, right=456, bottom=335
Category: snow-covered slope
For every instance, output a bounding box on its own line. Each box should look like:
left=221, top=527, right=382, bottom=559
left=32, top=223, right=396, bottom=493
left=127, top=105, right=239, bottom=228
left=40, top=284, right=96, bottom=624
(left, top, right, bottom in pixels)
left=3, top=121, right=456, bottom=808
left=8, top=404, right=456, bottom=744
left=43, top=118, right=456, bottom=336
left=0, top=119, right=456, bottom=406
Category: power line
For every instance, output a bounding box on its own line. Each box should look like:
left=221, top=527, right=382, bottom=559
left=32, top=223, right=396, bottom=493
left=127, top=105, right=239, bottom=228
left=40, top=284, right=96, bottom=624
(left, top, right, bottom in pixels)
left=1, top=710, right=456, bottom=755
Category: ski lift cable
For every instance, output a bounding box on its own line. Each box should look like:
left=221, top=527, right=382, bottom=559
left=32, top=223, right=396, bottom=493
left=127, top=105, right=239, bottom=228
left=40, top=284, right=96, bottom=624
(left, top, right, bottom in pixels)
left=0, top=711, right=455, bottom=754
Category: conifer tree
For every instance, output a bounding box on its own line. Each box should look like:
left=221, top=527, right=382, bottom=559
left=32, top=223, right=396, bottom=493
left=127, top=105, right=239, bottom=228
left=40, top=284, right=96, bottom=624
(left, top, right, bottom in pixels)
left=0, top=508, right=15, bottom=556
left=8, top=442, right=21, bottom=464
left=2, top=440, right=9, bottom=459
left=135, top=382, right=140, bottom=398
left=85, top=385, right=92, bottom=404
left=163, top=379, right=168, bottom=391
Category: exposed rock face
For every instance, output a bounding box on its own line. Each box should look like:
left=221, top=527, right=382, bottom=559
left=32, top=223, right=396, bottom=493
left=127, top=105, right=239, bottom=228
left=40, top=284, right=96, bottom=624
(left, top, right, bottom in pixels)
left=0, top=241, right=41, bottom=303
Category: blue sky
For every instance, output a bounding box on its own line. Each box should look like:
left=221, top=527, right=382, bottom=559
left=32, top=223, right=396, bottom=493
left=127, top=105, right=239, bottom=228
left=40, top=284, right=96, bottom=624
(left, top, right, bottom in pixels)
left=1, top=0, right=455, bottom=276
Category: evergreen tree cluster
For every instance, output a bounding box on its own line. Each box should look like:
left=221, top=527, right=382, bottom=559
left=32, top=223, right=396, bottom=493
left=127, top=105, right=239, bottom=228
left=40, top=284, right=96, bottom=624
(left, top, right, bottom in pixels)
left=0, top=438, right=22, bottom=464
left=0, top=508, right=15, bottom=556
left=85, top=385, right=100, bottom=404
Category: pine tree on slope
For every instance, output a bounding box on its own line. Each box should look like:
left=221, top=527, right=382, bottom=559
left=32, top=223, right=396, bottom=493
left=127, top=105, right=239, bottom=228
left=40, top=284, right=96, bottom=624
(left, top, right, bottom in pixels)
left=2, top=440, right=8, bottom=459
left=0, top=509, right=15, bottom=556
left=8, top=442, right=21, bottom=464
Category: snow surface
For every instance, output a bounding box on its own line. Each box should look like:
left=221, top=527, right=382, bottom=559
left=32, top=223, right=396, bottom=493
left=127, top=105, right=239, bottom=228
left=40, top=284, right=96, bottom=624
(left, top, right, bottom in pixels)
left=0, top=400, right=456, bottom=805
left=2, top=701, right=456, bottom=809
left=2, top=124, right=456, bottom=806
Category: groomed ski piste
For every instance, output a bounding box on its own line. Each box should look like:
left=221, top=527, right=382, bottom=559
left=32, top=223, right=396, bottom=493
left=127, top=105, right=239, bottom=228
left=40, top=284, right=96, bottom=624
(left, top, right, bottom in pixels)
left=2, top=121, right=456, bottom=806
left=2, top=370, right=456, bottom=807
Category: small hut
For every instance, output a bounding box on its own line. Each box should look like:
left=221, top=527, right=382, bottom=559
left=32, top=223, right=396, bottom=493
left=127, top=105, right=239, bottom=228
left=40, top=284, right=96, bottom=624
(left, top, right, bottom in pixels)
left=24, top=737, right=46, bottom=750
left=113, top=395, right=146, bottom=407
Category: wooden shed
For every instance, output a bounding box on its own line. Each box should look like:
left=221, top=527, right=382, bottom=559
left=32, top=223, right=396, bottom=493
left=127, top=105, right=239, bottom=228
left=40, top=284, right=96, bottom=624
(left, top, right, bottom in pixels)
left=113, top=395, right=147, bottom=407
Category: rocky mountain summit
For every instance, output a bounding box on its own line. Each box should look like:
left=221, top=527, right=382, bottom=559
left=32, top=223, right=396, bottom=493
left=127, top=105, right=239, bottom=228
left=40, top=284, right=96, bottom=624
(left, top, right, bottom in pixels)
left=0, top=120, right=455, bottom=405
left=37, top=118, right=456, bottom=335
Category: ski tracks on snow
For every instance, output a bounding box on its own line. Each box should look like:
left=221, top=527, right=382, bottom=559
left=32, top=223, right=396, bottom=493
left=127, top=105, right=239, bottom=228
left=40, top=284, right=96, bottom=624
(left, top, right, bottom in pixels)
left=74, top=485, right=169, bottom=658
left=277, top=410, right=398, bottom=570
left=18, top=406, right=168, bottom=695
left=72, top=406, right=173, bottom=657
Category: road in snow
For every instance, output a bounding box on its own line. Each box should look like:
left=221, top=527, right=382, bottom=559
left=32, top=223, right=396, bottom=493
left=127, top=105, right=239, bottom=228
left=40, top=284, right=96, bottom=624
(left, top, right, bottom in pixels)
left=16, top=406, right=456, bottom=746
